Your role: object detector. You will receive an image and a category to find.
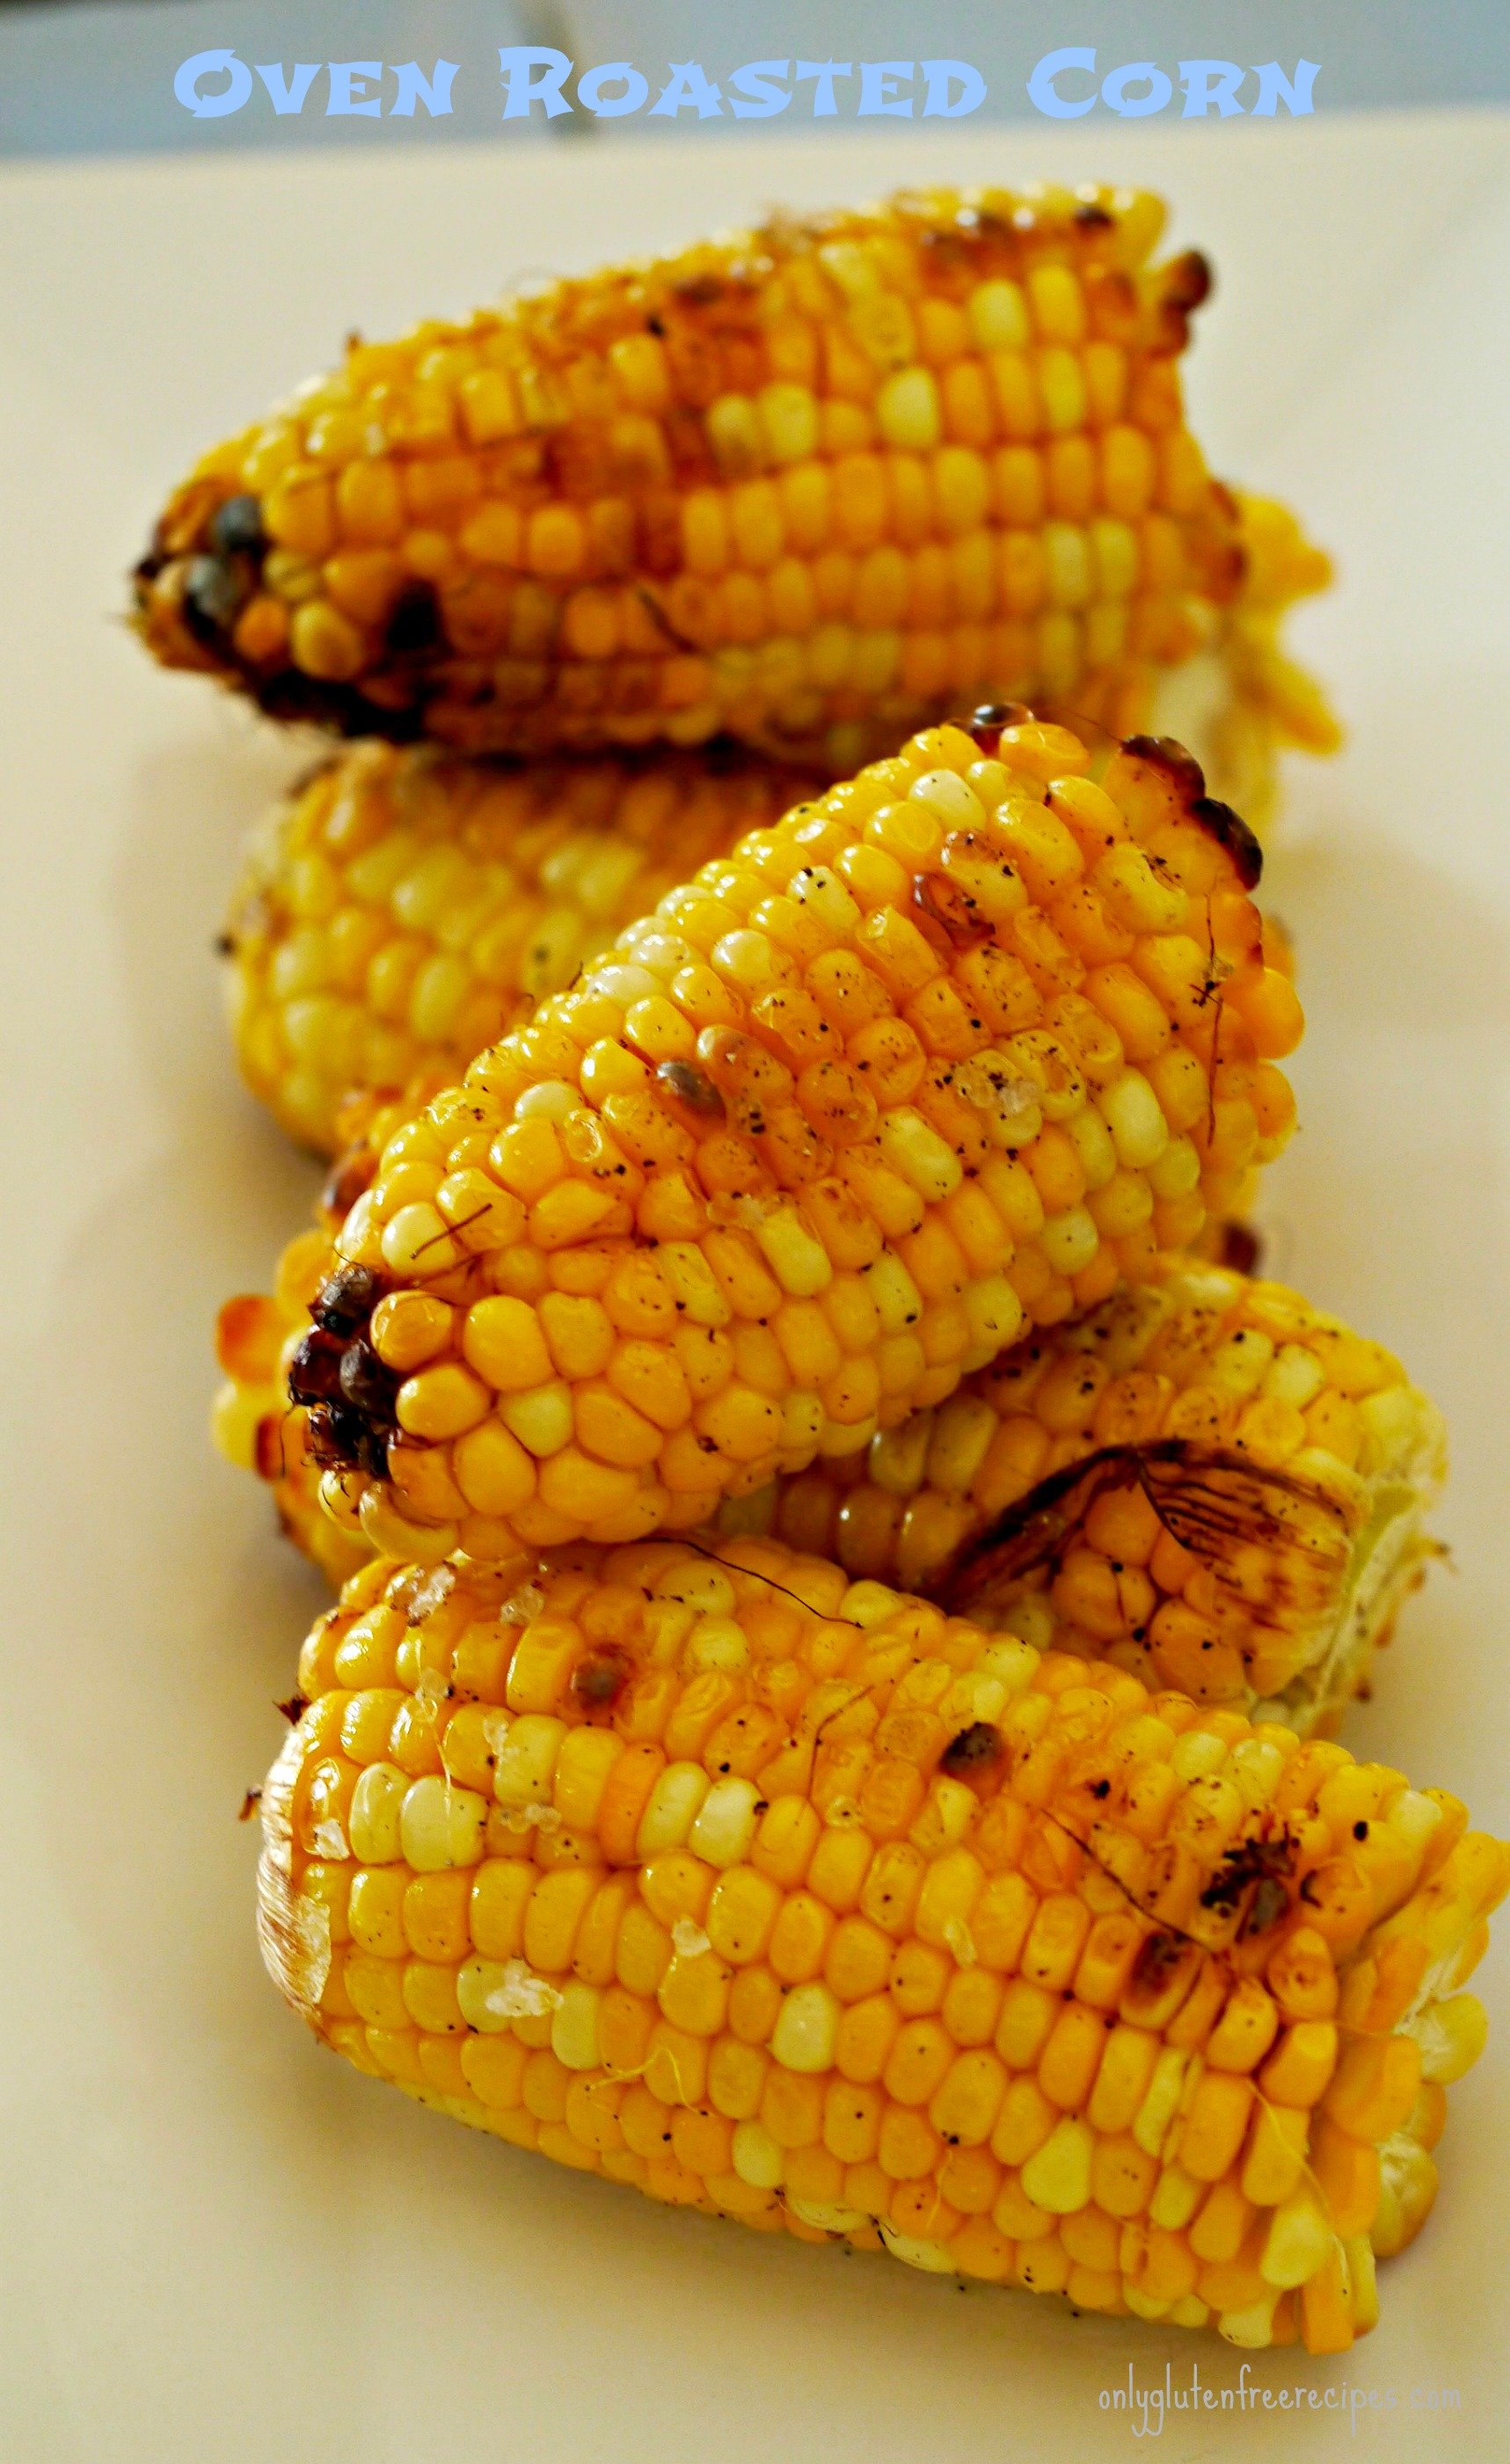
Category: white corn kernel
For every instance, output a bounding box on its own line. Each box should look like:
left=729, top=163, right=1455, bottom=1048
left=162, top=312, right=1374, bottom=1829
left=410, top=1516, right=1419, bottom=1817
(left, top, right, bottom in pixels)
left=1098, top=1070, right=1170, bottom=1169
left=875, top=367, right=941, bottom=450
left=732, top=2119, right=785, bottom=2189
left=500, top=1382, right=575, bottom=1457
left=400, top=1773, right=487, bottom=1871
left=551, top=1981, right=604, bottom=2071
left=492, top=1714, right=567, bottom=1809
left=689, top=1773, right=758, bottom=1862
left=686, top=1616, right=750, bottom=1674
left=755, top=1208, right=834, bottom=1298
left=636, top=1761, right=711, bottom=1856
left=771, top=1981, right=842, bottom=2073
left=1039, top=1205, right=1099, bottom=1275
left=864, top=1252, right=923, bottom=1335
left=1260, top=2195, right=1336, bottom=2289
left=348, top=1762, right=409, bottom=1863
left=879, top=1110, right=963, bottom=1203
left=1020, top=2117, right=1093, bottom=2213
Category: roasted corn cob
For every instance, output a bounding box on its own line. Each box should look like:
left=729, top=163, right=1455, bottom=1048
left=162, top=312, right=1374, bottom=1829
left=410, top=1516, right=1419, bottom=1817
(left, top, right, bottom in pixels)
left=135, top=186, right=1332, bottom=793
left=226, top=742, right=821, bottom=1153
left=260, top=1534, right=1505, bottom=2351
left=724, top=1258, right=1445, bottom=1735
left=295, top=713, right=1300, bottom=1564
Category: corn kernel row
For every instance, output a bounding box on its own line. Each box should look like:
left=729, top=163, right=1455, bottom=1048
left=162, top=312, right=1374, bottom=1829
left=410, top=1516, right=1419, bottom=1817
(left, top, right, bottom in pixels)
left=260, top=1534, right=1507, bottom=2351
left=226, top=740, right=820, bottom=1153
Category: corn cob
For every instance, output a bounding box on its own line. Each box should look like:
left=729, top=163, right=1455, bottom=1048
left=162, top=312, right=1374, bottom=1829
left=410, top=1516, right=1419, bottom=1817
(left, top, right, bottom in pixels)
left=260, top=1533, right=1506, bottom=2351
left=225, top=742, right=821, bottom=1154
left=294, top=713, right=1298, bottom=1565
left=721, top=1258, right=1445, bottom=1735
left=134, top=185, right=1330, bottom=789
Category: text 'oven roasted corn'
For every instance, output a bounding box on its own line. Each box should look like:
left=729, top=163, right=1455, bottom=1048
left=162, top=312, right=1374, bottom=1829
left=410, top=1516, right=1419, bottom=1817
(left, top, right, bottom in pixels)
left=297, top=713, right=1300, bottom=1565
left=261, top=1536, right=1506, bottom=2351
left=722, top=1258, right=1445, bottom=1736
left=227, top=742, right=821, bottom=1153
left=134, top=185, right=1331, bottom=786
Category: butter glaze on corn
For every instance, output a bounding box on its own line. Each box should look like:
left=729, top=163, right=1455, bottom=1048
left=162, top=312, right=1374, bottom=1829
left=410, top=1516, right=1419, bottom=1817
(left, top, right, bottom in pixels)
left=135, top=185, right=1333, bottom=777
left=298, top=715, right=1300, bottom=1564
left=226, top=742, right=821, bottom=1153
left=259, top=1535, right=1506, bottom=2351
left=720, top=1258, right=1445, bottom=1733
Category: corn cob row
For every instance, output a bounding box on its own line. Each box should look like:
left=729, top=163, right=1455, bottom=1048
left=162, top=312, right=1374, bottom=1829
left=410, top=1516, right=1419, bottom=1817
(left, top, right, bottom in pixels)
left=295, top=713, right=1298, bottom=1565
left=134, top=186, right=1331, bottom=786
left=725, top=1258, right=1445, bottom=1733
left=260, top=1534, right=1506, bottom=2351
left=225, top=742, right=821, bottom=1154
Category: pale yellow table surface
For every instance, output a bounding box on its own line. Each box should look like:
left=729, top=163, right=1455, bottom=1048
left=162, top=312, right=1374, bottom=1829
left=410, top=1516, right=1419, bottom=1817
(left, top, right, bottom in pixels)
left=1, top=108, right=1507, bottom=2464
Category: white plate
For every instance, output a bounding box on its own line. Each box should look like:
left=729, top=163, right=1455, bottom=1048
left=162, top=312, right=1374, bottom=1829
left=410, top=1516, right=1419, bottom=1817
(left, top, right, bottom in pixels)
left=2, top=111, right=1507, bottom=2464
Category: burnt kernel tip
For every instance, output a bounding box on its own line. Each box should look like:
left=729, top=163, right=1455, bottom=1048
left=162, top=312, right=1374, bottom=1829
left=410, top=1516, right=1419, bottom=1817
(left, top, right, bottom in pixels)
left=1121, top=737, right=1262, bottom=888
left=939, top=1720, right=1003, bottom=1774
left=311, top=1261, right=389, bottom=1335
left=384, top=581, right=445, bottom=659
left=1131, top=1929, right=1185, bottom=1986
left=913, top=871, right=994, bottom=953
left=208, top=493, right=266, bottom=557
left=571, top=1649, right=631, bottom=1708
left=1122, top=734, right=1207, bottom=801
left=180, top=552, right=255, bottom=646
left=965, top=699, right=1035, bottom=752
left=656, top=1058, right=726, bottom=1117
left=1192, top=796, right=1263, bottom=890
left=1217, top=1220, right=1264, bottom=1278
left=322, top=1147, right=380, bottom=1219
left=338, top=1336, right=399, bottom=1419
left=288, top=1327, right=346, bottom=1407
left=1164, top=248, right=1214, bottom=311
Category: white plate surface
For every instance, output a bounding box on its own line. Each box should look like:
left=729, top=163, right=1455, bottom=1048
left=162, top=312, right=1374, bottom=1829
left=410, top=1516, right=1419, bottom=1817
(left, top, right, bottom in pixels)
left=1, top=109, right=1507, bottom=2464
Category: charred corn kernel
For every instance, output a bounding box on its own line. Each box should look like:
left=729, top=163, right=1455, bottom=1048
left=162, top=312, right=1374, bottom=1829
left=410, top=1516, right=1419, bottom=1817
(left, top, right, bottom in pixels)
left=138, top=194, right=1332, bottom=820
left=261, top=1533, right=1506, bottom=2351
left=306, top=719, right=1297, bottom=1554
left=733, top=1255, right=1443, bottom=1733
left=222, top=742, right=813, bottom=1154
